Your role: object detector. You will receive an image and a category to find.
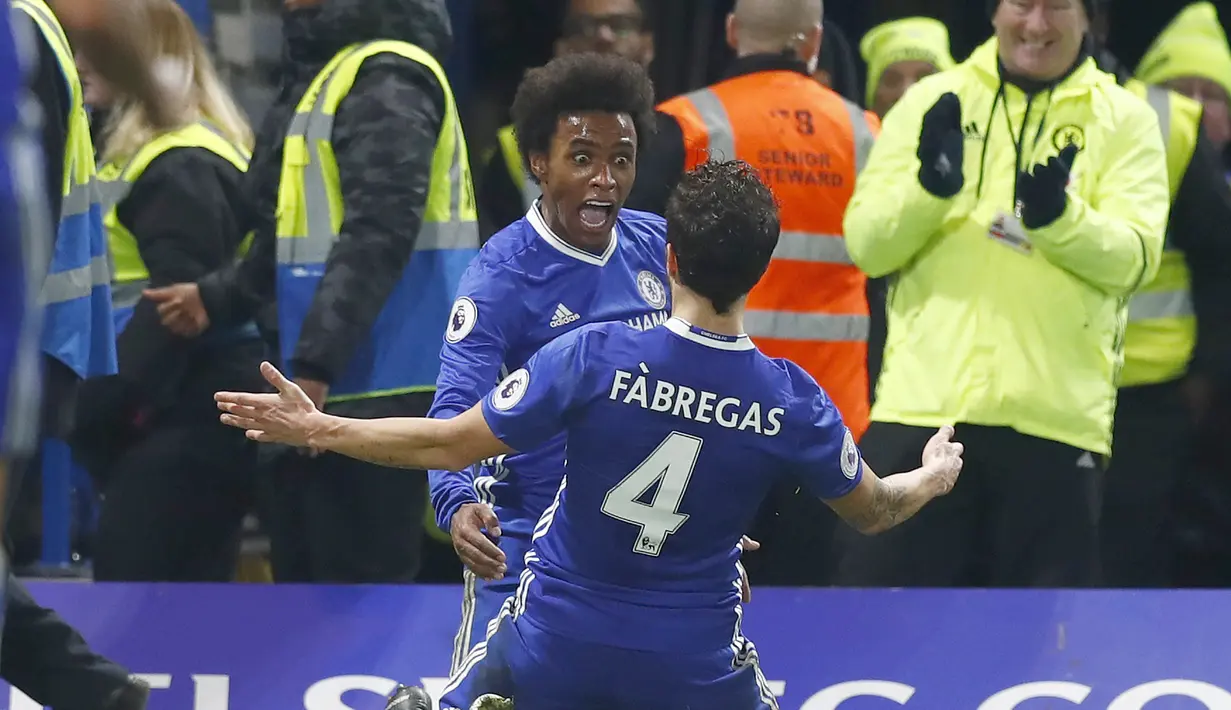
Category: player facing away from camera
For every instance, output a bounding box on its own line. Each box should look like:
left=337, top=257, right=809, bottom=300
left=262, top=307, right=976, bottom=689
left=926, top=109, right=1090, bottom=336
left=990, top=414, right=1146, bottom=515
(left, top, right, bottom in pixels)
left=215, top=160, right=965, bottom=710
left=427, top=51, right=671, bottom=672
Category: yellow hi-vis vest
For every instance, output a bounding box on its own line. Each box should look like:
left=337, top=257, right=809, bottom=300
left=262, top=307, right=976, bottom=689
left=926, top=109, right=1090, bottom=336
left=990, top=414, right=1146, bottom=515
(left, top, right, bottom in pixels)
left=13, top=0, right=115, bottom=378
left=495, top=123, right=540, bottom=210
left=1121, top=81, right=1201, bottom=387
left=97, top=121, right=252, bottom=334
left=275, top=41, right=479, bottom=403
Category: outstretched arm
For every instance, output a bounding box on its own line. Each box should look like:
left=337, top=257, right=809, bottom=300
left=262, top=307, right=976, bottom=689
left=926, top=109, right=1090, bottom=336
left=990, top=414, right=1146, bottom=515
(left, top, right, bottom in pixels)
left=311, top=406, right=511, bottom=473
left=825, top=426, right=963, bottom=535
left=827, top=461, right=950, bottom=534
left=216, top=362, right=513, bottom=472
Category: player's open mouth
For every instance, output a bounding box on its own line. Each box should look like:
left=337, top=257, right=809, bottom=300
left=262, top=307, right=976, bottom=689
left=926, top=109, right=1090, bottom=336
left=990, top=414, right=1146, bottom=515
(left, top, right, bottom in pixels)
left=578, top=200, right=615, bottom=230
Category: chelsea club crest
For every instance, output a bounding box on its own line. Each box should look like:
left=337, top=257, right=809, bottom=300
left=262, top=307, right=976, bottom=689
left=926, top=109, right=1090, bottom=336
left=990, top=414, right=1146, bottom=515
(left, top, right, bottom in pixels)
left=636, top=270, right=667, bottom=310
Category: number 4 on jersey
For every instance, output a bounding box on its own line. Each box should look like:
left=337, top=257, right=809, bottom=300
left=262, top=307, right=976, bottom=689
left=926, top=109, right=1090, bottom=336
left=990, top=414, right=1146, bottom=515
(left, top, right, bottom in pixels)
left=601, top=432, right=701, bottom=556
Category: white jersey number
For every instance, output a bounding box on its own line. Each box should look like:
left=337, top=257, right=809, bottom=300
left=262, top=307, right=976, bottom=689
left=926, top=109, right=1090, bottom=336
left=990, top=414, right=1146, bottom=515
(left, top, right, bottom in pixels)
left=600, top=431, right=700, bottom=556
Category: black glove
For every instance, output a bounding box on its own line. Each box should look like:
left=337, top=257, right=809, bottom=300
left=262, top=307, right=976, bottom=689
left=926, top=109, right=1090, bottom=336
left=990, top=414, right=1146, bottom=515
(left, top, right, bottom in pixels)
left=1017, top=143, right=1080, bottom=229
left=916, top=92, right=965, bottom=198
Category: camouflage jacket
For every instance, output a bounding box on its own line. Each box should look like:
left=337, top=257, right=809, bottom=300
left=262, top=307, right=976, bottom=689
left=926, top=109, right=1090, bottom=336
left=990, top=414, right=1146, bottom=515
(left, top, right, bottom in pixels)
left=198, top=0, right=453, bottom=406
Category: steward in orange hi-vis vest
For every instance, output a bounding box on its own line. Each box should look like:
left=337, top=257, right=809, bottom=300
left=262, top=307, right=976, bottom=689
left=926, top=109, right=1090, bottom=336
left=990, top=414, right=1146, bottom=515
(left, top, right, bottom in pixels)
left=658, top=66, right=880, bottom=439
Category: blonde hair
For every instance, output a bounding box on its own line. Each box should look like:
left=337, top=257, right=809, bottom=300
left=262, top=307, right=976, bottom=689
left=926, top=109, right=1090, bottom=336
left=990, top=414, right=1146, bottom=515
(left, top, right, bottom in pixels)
left=101, top=0, right=253, bottom=164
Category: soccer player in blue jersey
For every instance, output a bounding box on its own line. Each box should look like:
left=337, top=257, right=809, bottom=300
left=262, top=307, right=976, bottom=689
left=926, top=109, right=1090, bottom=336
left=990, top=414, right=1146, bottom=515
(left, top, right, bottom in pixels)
left=428, top=51, right=671, bottom=671
left=218, top=159, right=966, bottom=710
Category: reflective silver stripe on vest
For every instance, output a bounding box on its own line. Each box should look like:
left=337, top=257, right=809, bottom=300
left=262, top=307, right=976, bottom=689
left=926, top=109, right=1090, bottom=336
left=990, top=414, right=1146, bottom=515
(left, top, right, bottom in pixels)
left=683, top=88, right=876, bottom=173
left=685, top=88, right=736, bottom=161
left=40, top=254, right=110, bottom=305
left=842, top=99, right=875, bottom=174
left=744, top=311, right=869, bottom=342
left=97, top=177, right=132, bottom=214
left=111, top=280, right=148, bottom=309
left=281, top=52, right=475, bottom=266
left=1145, top=85, right=1171, bottom=149
left=1128, top=289, right=1194, bottom=322
left=1143, top=85, right=1177, bottom=251
left=61, top=178, right=96, bottom=218
left=775, top=231, right=853, bottom=265
left=278, top=220, right=471, bottom=263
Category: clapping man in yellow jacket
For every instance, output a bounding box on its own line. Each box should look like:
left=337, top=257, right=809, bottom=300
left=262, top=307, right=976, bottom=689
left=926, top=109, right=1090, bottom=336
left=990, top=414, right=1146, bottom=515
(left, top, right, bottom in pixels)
left=838, top=0, right=1169, bottom=588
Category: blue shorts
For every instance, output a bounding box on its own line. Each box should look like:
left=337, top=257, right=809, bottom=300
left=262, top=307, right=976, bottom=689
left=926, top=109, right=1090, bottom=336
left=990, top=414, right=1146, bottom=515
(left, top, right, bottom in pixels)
left=448, top=537, right=529, bottom=675
left=440, top=603, right=779, bottom=710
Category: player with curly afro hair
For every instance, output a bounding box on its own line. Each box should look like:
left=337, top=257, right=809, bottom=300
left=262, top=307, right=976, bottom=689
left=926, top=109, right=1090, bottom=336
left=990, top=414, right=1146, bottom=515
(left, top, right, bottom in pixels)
left=509, top=52, right=656, bottom=253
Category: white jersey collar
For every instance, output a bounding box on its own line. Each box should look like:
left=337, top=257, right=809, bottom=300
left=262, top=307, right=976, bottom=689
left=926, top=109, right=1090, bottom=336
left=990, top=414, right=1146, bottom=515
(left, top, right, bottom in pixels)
left=527, top=200, right=617, bottom=267
left=664, top=317, right=755, bottom=351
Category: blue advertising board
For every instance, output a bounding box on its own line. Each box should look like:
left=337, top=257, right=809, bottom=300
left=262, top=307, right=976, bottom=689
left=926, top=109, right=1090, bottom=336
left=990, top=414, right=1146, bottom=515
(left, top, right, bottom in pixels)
left=3, top=584, right=1230, bottom=709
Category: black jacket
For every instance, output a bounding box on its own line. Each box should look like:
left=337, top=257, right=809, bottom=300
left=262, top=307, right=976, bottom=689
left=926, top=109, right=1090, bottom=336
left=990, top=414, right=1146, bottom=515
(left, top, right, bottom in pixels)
left=196, top=0, right=451, bottom=418
left=73, top=148, right=266, bottom=472
left=1167, top=125, right=1231, bottom=388
left=818, top=19, right=862, bottom=106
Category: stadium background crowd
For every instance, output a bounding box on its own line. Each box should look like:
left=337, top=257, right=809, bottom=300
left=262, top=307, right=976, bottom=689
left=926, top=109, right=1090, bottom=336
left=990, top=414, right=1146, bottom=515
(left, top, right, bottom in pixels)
left=6, top=0, right=1231, bottom=707
left=10, top=0, right=1231, bottom=591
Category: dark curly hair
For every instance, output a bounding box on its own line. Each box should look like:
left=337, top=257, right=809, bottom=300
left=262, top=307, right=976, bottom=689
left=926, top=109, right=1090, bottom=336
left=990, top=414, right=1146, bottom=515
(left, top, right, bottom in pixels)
left=666, top=160, right=780, bottom=315
left=510, top=52, right=656, bottom=184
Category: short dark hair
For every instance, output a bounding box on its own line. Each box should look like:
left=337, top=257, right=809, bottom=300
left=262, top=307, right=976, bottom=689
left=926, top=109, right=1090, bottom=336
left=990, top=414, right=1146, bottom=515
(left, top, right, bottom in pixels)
left=510, top=52, right=656, bottom=184
left=666, top=160, right=780, bottom=314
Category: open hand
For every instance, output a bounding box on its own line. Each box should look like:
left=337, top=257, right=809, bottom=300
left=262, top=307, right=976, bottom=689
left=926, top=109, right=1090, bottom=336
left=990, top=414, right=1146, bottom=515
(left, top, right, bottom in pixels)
left=216, top=362, right=326, bottom=446
left=921, top=425, right=964, bottom=494
left=452, top=502, right=506, bottom=581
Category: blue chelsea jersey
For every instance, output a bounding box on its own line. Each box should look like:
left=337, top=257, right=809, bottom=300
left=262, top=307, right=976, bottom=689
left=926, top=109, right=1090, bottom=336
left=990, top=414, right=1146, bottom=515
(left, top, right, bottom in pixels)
left=481, top=318, right=864, bottom=654
left=428, top=206, right=670, bottom=541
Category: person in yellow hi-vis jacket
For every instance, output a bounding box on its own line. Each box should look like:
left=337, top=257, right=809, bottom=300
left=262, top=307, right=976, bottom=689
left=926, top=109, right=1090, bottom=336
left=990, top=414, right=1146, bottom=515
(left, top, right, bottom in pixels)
left=1123, top=2, right=1231, bottom=589
left=1071, top=2, right=1231, bottom=589
left=144, top=0, right=479, bottom=586
left=1137, top=3, right=1231, bottom=159
left=70, top=0, right=266, bottom=583
left=837, top=0, right=1169, bottom=588
left=860, top=17, right=956, bottom=120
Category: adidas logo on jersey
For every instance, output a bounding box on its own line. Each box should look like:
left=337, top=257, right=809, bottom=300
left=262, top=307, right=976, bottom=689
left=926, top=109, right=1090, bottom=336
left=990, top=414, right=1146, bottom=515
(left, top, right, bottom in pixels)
left=550, top=303, right=580, bottom=328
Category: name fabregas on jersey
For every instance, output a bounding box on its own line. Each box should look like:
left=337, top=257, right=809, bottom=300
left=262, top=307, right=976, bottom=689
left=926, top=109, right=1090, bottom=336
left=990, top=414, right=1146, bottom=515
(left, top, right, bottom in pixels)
left=609, top=365, right=784, bottom=436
